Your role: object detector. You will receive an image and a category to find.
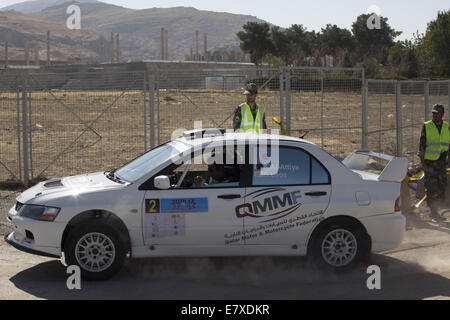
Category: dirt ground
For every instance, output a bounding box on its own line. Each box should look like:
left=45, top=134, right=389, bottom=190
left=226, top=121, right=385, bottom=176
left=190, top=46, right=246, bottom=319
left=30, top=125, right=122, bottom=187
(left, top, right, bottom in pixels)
left=0, top=181, right=449, bottom=300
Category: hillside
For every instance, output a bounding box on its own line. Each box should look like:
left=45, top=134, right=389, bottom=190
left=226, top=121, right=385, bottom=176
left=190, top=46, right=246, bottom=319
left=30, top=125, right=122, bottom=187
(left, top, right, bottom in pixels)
left=1, top=0, right=270, bottom=61
left=0, top=10, right=100, bottom=61
left=0, top=0, right=98, bottom=14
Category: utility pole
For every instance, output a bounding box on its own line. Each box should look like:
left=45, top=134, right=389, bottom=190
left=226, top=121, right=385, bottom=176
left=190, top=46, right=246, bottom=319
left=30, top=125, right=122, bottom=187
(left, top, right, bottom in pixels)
left=99, top=37, right=103, bottom=63
left=164, top=29, right=168, bottom=60
left=4, top=41, right=7, bottom=68
left=116, top=33, right=120, bottom=63
left=110, top=32, right=114, bottom=63
left=47, top=31, right=51, bottom=66
left=34, top=42, right=39, bottom=66
left=25, top=40, right=29, bottom=65
left=204, top=33, right=207, bottom=61
left=195, top=31, right=199, bottom=61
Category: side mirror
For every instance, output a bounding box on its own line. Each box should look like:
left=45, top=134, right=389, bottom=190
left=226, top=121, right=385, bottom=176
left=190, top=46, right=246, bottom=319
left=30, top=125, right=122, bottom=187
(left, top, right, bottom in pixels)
left=154, top=175, right=171, bottom=190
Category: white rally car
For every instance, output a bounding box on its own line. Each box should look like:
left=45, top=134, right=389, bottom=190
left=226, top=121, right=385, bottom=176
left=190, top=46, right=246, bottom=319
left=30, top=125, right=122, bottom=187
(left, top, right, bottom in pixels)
left=6, top=129, right=407, bottom=280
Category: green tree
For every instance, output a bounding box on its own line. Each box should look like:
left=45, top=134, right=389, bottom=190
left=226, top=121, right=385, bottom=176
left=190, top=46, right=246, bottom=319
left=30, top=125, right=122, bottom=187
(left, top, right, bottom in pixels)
left=262, top=53, right=285, bottom=67
left=319, top=24, right=354, bottom=55
left=387, top=41, right=419, bottom=78
left=237, top=22, right=275, bottom=66
left=282, top=25, right=319, bottom=66
left=352, top=14, right=401, bottom=64
left=416, top=10, right=450, bottom=76
left=270, top=26, right=290, bottom=64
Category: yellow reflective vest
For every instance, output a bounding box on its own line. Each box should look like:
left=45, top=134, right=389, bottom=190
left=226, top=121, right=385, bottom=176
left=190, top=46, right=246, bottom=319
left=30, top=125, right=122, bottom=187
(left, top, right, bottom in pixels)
left=424, top=120, right=450, bottom=160
left=239, top=103, right=264, bottom=133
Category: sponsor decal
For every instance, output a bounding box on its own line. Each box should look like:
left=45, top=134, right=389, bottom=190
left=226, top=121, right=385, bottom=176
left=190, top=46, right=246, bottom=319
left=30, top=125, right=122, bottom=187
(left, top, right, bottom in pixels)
left=144, top=197, right=206, bottom=239
left=145, top=213, right=186, bottom=239
left=146, top=198, right=208, bottom=214
left=224, top=210, right=325, bottom=245
left=235, top=188, right=302, bottom=222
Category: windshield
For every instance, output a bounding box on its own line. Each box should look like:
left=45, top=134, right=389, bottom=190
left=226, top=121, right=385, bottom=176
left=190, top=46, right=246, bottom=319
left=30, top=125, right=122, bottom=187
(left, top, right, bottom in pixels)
left=115, top=142, right=187, bottom=182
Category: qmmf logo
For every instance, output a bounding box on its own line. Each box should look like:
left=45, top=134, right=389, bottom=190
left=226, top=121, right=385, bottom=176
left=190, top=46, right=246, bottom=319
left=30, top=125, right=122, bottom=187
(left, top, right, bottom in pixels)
left=235, top=188, right=302, bottom=223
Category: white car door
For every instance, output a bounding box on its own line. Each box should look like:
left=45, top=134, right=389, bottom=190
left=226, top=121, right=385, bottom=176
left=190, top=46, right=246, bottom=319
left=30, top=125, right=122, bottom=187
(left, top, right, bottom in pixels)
left=141, top=147, right=247, bottom=246
left=240, top=145, right=331, bottom=247
left=143, top=187, right=245, bottom=245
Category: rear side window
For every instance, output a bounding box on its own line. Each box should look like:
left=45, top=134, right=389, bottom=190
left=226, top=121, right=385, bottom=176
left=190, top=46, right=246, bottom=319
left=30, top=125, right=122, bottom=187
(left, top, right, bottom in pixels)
left=312, top=158, right=330, bottom=184
left=252, top=146, right=330, bottom=186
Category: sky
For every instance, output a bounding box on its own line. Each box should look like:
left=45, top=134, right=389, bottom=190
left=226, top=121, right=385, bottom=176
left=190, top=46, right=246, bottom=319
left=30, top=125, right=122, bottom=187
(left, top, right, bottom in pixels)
left=1, top=0, right=449, bottom=41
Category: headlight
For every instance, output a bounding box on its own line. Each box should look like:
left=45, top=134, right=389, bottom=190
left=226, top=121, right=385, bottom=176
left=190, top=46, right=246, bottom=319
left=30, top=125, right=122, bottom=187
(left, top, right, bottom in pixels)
left=19, top=205, right=60, bottom=222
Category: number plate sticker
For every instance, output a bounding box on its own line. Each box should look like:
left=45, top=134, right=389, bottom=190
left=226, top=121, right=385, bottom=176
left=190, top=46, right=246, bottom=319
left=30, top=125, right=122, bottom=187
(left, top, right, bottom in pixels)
left=145, top=198, right=208, bottom=214
left=145, top=199, right=161, bottom=213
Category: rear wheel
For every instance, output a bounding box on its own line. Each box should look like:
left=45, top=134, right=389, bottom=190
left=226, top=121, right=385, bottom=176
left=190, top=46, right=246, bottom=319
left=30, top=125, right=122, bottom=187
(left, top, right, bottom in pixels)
left=310, top=220, right=369, bottom=270
left=65, top=222, right=126, bottom=281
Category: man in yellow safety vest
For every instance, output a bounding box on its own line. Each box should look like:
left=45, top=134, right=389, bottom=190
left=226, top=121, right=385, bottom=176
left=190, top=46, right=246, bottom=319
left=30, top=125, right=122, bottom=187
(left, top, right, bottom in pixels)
left=418, top=104, right=450, bottom=222
left=233, top=83, right=267, bottom=133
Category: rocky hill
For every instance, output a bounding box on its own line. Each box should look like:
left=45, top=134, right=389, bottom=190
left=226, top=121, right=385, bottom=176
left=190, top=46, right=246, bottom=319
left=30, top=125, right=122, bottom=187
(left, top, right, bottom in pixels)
left=1, top=0, right=270, bottom=61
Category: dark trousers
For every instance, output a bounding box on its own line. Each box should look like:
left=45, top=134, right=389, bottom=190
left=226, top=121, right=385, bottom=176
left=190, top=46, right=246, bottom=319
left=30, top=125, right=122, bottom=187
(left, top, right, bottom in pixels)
left=425, top=154, right=448, bottom=205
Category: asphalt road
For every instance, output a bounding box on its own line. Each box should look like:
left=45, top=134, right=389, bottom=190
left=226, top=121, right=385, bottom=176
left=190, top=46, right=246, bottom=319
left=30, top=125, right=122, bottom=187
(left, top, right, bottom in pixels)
left=0, top=189, right=449, bottom=300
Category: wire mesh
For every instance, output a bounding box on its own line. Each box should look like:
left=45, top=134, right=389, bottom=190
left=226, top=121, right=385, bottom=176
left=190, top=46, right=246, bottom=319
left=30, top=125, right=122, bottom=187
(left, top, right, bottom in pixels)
left=288, top=67, right=363, bottom=159
left=366, top=80, right=398, bottom=156
left=27, top=71, right=146, bottom=181
left=156, top=68, right=281, bottom=144
left=400, top=81, right=426, bottom=165
left=0, top=66, right=448, bottom=186
left=367, top=80, right=450, bottom=165
left=0, top=71, right=22, bottom=184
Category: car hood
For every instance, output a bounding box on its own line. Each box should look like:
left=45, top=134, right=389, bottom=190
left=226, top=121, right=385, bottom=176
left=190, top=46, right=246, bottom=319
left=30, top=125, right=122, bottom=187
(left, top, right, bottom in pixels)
left=17, top=172, right=124, bottom=205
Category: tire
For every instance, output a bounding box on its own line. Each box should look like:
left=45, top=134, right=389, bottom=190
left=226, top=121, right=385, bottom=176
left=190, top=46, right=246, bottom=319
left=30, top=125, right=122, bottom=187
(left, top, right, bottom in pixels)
left=64, top=221, right=126, bottom=281
left=310, top=220, right=369, bottom=271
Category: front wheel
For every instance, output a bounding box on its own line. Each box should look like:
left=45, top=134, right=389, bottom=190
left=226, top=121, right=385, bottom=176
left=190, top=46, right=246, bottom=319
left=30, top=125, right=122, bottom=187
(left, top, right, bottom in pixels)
left=310, top=220, right=369, bottom=270
left=65, top=222, right=126, bottom=281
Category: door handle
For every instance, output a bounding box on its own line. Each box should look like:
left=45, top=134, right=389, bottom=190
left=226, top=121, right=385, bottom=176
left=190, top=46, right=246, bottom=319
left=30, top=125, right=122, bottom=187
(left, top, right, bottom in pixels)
left=305, top=192, right=327, bottom=197
left=218, top=194, right=241, bottom=199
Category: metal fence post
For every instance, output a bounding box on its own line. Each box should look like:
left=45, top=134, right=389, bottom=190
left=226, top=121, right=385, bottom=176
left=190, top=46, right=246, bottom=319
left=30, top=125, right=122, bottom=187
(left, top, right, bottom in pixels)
left=320, top=69, right=324, bottom=148
left=22, top=77, right=29, bottom=187
left=28, top=90, right=33, bottom=180
left=149, top=74, right=155, bottom=149
left=448, top=80, right=450, bottom=124
left=286, top=69, right=291, bottom=135
left=16, top=87, right=22, bottom=182
left=424, top=81, right=430, bottom=122
left=362, top=79, right=368, bottom=149
left=156, top=72, right=160, bottom=145
left=396, top=81, right=403, bottom=157
left=144, top=72, right=147, bottom=152
left=279, top=67, right=284, bottom=129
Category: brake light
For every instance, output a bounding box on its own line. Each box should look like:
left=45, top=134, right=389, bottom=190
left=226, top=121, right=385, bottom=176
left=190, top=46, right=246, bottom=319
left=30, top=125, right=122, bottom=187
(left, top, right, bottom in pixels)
left=394, top=197, right=401, bottom=212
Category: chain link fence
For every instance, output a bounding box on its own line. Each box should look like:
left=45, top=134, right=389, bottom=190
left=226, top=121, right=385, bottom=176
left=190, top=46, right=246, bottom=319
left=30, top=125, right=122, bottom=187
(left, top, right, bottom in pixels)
left=154, top=68, right=281, bottom=144
left=0, top=70, right=147, bottom=186
left=365, top=80, right=450, bottom=165
left=1, top=66, right=449, bottom=186
left=285, top=67, right=364, bottom=159
left=0, top=71, right=22, bottom=184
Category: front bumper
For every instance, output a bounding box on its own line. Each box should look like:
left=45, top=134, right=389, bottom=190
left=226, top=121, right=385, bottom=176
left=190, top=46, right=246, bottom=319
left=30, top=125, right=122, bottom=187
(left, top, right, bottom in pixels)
left=6, top=204, right=64, bottom=258
left=359, top=212, right=406, bottom=252
left=4, top=233, right=60, bottom=258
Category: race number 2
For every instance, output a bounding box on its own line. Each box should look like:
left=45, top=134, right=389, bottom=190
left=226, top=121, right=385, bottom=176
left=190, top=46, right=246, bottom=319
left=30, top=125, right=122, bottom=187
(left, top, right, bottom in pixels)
left=145, top=199, right=160, bottom=213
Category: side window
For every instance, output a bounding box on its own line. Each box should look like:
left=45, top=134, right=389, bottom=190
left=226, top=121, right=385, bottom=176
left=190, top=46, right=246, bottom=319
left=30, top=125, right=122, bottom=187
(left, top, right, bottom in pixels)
left=311, top=158, right=330, bottom=184
left=252, top=147, right=310, bottom=186
left=173, top=147, right=244, bottom=189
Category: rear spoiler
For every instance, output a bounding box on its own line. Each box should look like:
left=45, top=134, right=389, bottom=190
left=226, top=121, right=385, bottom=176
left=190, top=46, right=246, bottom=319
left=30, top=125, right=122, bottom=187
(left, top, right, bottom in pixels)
left=342, top=149, right=408, bottom=183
